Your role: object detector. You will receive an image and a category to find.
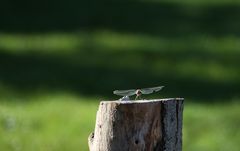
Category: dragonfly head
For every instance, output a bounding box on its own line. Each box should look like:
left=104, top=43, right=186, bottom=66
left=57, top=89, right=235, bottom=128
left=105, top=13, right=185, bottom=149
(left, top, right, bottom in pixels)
left=136, top=89, right=142, bottom=96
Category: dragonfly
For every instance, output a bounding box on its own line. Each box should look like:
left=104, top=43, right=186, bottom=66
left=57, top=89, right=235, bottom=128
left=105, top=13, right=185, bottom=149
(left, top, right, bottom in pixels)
left=113, top=86, right=164, bottom=100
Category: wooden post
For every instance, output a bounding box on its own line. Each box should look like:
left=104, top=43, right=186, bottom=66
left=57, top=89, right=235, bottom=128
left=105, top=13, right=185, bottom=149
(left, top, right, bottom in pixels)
left=88, top=98, right=184, bottom=151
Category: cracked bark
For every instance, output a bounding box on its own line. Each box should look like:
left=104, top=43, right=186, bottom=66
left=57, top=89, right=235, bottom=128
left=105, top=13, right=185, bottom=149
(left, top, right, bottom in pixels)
left=88, top=98, right=184, bottom=151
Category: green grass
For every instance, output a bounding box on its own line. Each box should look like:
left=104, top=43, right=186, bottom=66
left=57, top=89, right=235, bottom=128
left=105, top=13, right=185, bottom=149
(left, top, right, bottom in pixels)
left=0, top=31, right=239, bottom=84
left=1, top=32, right=240, bottom=54
left=0, top=94, right=98, bottom=151
left=1, top=93, right=240, bottom=151
left=183, top=101, right=240, bottom=151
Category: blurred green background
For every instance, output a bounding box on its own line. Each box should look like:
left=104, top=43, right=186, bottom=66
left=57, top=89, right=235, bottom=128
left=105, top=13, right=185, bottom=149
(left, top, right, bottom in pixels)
left=0, top=0, right=240, bottom=151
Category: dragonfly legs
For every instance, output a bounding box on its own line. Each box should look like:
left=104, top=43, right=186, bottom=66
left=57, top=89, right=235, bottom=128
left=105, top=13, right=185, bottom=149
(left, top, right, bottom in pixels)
left=135, top=95, right=142, bottom=100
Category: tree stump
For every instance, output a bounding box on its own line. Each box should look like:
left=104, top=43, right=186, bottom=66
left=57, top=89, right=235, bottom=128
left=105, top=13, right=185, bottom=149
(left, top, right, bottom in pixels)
left=88, top=98, right=184, bottom=151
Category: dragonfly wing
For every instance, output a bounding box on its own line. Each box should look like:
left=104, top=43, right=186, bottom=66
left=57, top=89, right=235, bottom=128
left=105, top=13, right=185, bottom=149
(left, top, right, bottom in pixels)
left=113, top=89, right=136, bottom=96
left=141, top=86, right=164, bottom=94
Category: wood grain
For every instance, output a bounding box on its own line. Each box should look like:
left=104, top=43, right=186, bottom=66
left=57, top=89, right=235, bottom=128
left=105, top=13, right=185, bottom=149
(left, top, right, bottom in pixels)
left=88, top=98, right=184, bottom=151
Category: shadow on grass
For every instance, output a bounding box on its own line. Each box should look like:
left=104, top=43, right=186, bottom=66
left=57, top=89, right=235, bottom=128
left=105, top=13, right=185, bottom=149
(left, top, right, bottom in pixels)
left=1, top=1, right=240, bottom=102
left=0, top=49, right=239, bottom=102
left=1, top=1, right=240, bottom=37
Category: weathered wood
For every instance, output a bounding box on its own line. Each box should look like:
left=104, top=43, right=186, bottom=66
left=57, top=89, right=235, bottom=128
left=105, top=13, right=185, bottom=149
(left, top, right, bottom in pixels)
left=88, top=98, right=184, bottom=151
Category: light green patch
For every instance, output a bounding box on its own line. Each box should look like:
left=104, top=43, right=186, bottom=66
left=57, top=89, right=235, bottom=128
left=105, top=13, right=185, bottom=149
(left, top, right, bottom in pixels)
left=183, top=101, right=240, bottom=151
left=1, top=95, right=240, bottom=151
left=0, top=33, right=83, bottom=54
left=0, top=94, right=99, bottom=151
left=1, top=32, right=240, bottom=55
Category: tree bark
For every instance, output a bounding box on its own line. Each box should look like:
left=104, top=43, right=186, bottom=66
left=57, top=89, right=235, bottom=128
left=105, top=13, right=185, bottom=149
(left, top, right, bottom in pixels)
left=88, top=98, right=184, bottom=151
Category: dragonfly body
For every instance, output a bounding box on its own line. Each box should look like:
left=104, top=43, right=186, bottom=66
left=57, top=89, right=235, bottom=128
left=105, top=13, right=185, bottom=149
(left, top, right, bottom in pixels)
left=113, top=86, right=164, bottom=100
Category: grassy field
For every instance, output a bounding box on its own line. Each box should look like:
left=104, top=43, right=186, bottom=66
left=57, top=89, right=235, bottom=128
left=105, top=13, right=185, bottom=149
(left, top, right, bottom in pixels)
left=1, top=93, right=240, bottom=151
left=0, top=93, right=98, bottom=151
left=1, top=0, right=240, bottom=150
